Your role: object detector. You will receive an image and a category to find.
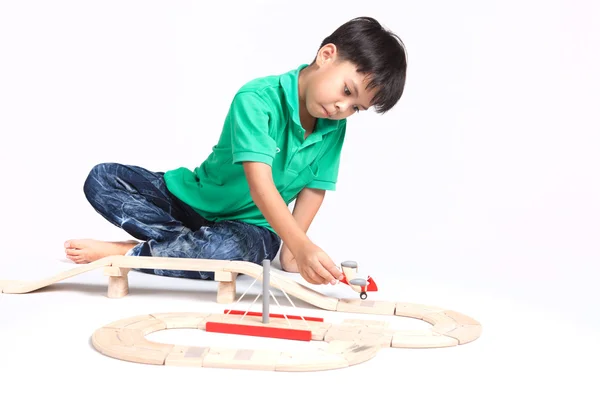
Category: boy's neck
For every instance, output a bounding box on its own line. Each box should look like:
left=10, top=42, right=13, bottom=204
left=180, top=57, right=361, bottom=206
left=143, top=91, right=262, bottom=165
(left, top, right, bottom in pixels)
left=300, top=112, right=317, bottom=137
left=297, top=65, right=318, bottom=137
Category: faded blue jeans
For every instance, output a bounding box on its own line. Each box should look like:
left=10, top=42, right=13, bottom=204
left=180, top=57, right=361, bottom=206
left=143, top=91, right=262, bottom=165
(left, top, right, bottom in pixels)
left=83, top=163, right=282, bottom=280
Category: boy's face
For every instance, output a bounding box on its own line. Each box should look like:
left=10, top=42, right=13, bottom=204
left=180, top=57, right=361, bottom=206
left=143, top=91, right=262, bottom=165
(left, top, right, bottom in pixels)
left=304, top=44, right=377, bottom=120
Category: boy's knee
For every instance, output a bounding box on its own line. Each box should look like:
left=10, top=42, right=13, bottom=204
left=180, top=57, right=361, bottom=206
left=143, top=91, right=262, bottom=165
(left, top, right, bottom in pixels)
left=83, top=162, right=118, bottom=198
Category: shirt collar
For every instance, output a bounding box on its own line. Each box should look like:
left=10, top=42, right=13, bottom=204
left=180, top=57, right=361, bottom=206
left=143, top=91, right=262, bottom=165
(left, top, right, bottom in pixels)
left=279, top=64, right=342, bottom=139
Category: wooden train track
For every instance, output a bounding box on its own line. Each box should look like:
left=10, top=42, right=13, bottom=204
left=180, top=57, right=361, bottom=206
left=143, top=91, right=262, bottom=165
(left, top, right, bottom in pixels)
left=2, top=255, right=482, bottom=371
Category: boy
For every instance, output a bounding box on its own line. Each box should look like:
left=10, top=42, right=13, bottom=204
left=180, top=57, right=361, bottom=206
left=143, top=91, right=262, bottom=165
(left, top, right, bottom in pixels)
left=64, top=16, right=407, bottom=286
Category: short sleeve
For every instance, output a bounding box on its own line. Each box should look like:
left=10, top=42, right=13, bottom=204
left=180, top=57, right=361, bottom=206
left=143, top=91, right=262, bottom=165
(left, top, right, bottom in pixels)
left=229, top=92, right=277, bottom=166
left=305, top=121, right=346, bottom=191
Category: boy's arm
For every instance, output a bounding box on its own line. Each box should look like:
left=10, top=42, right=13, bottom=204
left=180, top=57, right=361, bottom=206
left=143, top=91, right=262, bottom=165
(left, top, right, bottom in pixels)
left=243, top=161, right=340, bottom=284
left=290, top=187, right=325, bottom=233
left=279, top=187, right=325, bottom=274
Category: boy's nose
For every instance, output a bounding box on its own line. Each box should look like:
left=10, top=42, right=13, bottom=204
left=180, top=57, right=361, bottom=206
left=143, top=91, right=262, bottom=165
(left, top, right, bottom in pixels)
left=335, top=101, right=350, bottom=114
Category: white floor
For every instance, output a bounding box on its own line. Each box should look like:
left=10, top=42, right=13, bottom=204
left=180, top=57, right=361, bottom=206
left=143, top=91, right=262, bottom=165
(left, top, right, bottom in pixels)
left=1, top=0, right=598, bottom=398
left=1, top=255, right=598, bottom=400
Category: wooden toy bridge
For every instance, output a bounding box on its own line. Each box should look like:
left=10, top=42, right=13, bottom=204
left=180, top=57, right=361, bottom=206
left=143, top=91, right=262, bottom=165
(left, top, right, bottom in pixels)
left=1, top=255, right=482, bottom=371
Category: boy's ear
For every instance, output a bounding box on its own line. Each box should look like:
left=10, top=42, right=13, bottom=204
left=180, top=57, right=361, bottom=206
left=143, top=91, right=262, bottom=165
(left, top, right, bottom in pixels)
left=316, top=43, right=338, bottom=66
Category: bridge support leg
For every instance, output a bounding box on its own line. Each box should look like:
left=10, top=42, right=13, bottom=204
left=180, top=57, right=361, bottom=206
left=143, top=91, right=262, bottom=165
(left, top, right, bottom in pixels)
left=104, top=266, right=130, bottom=298
left=215, top=271, right=238, bottom=303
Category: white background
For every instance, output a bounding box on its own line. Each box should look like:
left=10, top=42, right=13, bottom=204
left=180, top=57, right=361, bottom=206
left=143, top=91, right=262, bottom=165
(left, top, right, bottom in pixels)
left=0, top=1, right=598, bottom=399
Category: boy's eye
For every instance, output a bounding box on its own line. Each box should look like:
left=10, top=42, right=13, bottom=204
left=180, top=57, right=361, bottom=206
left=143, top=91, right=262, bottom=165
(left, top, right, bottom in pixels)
left=345, top=85, right=359, bottom=113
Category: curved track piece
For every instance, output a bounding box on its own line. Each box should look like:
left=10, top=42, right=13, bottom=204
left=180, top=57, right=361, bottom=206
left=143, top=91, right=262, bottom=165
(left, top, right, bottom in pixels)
left=1, top=258, right=113, bottom=294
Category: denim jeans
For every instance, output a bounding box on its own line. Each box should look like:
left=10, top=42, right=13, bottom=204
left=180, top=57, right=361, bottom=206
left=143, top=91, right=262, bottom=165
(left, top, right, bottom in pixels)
left=82, top=162, right=282, bottom=280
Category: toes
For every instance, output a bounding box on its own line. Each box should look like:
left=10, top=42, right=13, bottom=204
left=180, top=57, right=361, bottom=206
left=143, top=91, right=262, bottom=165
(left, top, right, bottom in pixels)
left=66, top=255, right=84, bottom=264
left=65, top=248, right=81, bottom=256
left=64, top=240, right=79, bottom=249
left=65, top=239, right=88, bottom=249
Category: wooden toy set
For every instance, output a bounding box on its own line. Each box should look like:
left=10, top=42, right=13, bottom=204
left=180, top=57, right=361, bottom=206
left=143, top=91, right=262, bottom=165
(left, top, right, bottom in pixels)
left=0, top=255, right=482, bottom=371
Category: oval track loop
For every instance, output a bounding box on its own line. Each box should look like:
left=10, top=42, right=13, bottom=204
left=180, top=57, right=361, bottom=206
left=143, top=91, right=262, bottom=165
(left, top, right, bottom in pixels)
left=92, top=305, right=482, bottom=371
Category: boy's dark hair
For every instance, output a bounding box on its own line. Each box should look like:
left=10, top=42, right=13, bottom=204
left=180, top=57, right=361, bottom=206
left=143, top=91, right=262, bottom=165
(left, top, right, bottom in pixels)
left=314, top=16, right=408, bottom=113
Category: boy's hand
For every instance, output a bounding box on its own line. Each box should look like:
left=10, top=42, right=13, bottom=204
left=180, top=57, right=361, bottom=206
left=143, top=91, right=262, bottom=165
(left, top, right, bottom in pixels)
left=294, top=241, right=343, bottom=285
left=241, top=162, right=339, bottom=284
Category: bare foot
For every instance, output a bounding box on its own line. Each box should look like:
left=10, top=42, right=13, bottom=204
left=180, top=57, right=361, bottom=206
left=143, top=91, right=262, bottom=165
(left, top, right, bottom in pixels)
left=279, top=245, right=299, bottom=273
left=281, top=263, right=299, bottom=273
left=64, top=239, right=139, bottom=264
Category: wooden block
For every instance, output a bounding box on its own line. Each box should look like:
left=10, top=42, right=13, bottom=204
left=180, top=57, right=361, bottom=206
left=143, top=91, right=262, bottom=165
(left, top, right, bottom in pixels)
left=206, top=321, right=312, bottom=341
left=135, top=320, right=167, bottom=336
left=134, top=337, right=175, bottom=353
left=214, top=270, right=236, bottom=282
left=103, top=266, right=130, bottom=277
left=324, top=322, right=382, bottom=343
left=311, top=323, right=332, bottom=341
left=275, top=350, right=349, bottom=372
left=202, top=347, right=281, bottom=370
left=289, top=318, right=327, bottom=334
left=442, top=310, right=481, bottom=326
left=325, top=340, right=380, bottom=366
left=96, top=342, right=172, bottom=365
left=358, top=329, right=394, bottom=347
left=421, top=312, right=458, bottom=335
left=432, top=323, right=458, bottom=335
left=0, top=280, right=28, bottom=294
left=395, top=302, right=446, bottom=319
left=165, top=345, right=210, bottom=367
left=110, top=256, right=143, bottom=269
left=443, top=324, right=483, bottom=345
left=107, top=275, right=129, bottom=298
left=324, top=328, right=359, bottom=343
left=93, top=327, right=131, bottom=347
left=330, top=323, right=361, bottom=332
left=104, top=314, right=155, bottom=329
left=0, top=261, right=105, bottom=294
left=336, top=298, right=396, bottom=315
left=91, top=327, right=173, bottom=365
left=342, top=318, right=390, bottom=328
left=359, top=326, right=388, bottom=335
left=203, top=313, right=227, bottom=324
left=391, top=330, right=459, bottom=348
left=238, top=313, right=329, bottom=338
left=112, top=255, right=234, bottom=273
left=110, top=255, right=142, bottom=267
left=329, top=324, right=393, bottom=347
left=257, top=314, right=327, bottom=336
left=432, top=309, right=482, bottom=344
left=422, top=311, right=456, bottom=326
left=150, top=312, right=211, bottom=329
left=207, top=313, right=328, bottom=341
left=199, top=313, right=229, bottom=329
left=116, top=328, right=146, bottom=345
left=115, top=317, right=166, bottom=335
left=0, top=280, right=20, bottom=293
left=217, top=281, right=236, bottom=304
left=94, top=326, right=171, bottom=350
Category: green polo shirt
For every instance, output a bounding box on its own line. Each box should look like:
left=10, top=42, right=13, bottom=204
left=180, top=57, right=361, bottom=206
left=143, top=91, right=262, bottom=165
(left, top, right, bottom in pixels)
left=163, top=64, right=347, bottom=234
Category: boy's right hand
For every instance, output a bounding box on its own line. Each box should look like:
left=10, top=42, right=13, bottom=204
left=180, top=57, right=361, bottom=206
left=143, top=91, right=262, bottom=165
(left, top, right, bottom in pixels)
left=293, top=241, right=343, bottom=285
